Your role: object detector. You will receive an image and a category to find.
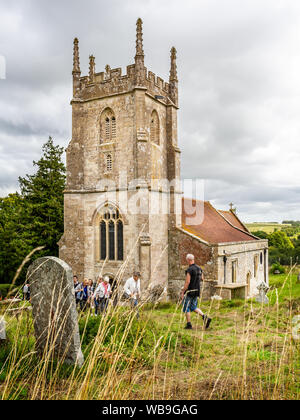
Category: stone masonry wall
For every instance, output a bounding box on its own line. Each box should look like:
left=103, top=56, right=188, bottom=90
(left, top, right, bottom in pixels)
left=168, top=228, right=218, bottom=301
left=217, top=239, right=269, bottom=298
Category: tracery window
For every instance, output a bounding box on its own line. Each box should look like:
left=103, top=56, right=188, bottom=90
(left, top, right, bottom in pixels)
left=99, top=205, right=124, bottom=261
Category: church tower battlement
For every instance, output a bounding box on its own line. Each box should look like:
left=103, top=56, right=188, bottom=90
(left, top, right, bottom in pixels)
left=71, top=19, right=178, bottom=107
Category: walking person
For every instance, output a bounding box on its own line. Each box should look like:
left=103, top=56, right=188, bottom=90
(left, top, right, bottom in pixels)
left=93, top=277, right=111, bottom=315
left=93, top=277, right=103, bottom=316
left=23, top=284, right=30, bottom=301
left=101, top=277, right=111, bottom=313
left=123, top=272, right=141, bottom=319
left=76, top=279, right=91, bottom=312
left=88, top=279, right=96, bottom=311
left=181, top=254, right=212, bottom=330
left=73, top=276, right=81, bottom=307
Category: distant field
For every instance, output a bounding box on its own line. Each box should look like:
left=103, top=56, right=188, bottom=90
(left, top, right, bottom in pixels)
left=246, top=223, right=291, bottom=234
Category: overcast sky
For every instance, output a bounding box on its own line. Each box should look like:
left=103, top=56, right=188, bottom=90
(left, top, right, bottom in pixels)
left=0, top=0, right=299, bottom=222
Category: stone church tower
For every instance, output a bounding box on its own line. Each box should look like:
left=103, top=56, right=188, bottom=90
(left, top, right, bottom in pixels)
left=59, top=19, right=182, bottom=289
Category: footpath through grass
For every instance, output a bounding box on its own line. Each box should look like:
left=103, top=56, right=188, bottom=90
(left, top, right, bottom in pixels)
left=0, top=271, right=299, bottom=400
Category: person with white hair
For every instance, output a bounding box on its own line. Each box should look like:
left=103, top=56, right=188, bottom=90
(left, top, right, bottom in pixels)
left=180, top=254, right=212, bottom=330
left=93, top=276, right=111, bottom=315
left=123, top=272, right=141, bottom=319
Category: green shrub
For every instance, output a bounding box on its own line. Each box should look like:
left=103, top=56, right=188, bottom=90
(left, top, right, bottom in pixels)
left=270, top=263, right=285, bottom=275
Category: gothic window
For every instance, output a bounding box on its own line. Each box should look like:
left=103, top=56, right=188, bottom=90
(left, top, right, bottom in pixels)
left=106, top=154, right=113, bottom=172
left=100, top=108, right=117, bottom=144
left=99, top=205, right=124, bottom=261
left=150, top=110, right=160, bottom=145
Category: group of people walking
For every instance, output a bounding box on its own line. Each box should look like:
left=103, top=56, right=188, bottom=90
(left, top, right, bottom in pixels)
left=19, top=254, right=211, bottom=330
left=73, top=272, right=141, bottom=317
left=72, top=254, right=212, bottom=330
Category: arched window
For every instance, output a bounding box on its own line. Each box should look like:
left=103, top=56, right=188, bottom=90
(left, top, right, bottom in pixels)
left=99, top=205, right=124, bottom=261
left=150, top=110, right=160, bottom=145
left=100, top=108, right=117, bottom=144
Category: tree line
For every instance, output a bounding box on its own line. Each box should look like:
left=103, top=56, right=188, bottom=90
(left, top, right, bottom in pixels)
left=0, top=137, right=65, bottom=285
left=253, top=229, right=300, bottom=266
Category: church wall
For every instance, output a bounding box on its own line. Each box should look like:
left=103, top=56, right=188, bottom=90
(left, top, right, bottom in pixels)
left=145, top=95, right=168, bottom=181
left=79, top=93, right=136, bottom=189
left=149, top=211, right=169, bottom=286
left=61, top=190, right=148, bottom=286
left=59, top=193, right=85, bottom=281
left=168, top=228, right=218, bottom=301
left=216, top=240, right=269, bottom=298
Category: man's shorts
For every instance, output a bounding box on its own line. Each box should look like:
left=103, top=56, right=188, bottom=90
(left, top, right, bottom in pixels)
left=182, top=296, right=198, bottom=313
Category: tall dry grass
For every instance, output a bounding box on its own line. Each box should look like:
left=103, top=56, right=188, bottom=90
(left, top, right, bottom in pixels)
left=0, top=251, right=299, bottom=400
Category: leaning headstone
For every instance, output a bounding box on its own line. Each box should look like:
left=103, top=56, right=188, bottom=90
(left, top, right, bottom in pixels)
left=144, top=284, right=167, bottom=304
left=256, top=281, right=270, bottom=304
left=27, top=257, right=84, bottom=367
left=0, top=317, right=6, bottom=345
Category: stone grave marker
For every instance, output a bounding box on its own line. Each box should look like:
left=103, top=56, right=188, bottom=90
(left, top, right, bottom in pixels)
left=143, top=284, right=167, bottom=304
left=256, top=281, right=270, bottom=304
left=27, top=257, right=84, bottom=367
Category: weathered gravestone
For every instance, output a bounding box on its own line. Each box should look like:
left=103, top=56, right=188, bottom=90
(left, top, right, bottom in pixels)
left=143, top=284, right=167, bottom=304
left=27, top=257, right=84, bottom=367
left=256, top=281, right=270, bottom=304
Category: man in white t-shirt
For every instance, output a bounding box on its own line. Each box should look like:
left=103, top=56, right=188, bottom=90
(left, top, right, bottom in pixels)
left=124, top=272, right=141, bottom=317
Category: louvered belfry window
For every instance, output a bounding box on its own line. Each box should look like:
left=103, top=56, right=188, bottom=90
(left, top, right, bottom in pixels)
left=101, top=108, right=117, bottom=144
left=111, top=117, right=116, bottom=139
left=105, top=118, right=110, bottom=141
left=99, top=205, right=124, bottom=261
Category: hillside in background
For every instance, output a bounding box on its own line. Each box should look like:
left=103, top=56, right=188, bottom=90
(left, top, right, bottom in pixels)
left=246, top=223, right=292, bottom=234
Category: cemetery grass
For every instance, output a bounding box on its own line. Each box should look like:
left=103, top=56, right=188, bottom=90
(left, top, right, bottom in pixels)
left=0, top=271, right=299, bottom=400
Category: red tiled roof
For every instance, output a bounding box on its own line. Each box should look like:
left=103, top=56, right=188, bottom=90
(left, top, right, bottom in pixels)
left=218, top=210, right=249, bottom=233
left=182, top=198, right=257, bottom=244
